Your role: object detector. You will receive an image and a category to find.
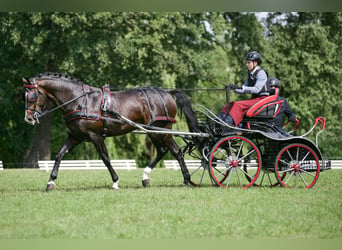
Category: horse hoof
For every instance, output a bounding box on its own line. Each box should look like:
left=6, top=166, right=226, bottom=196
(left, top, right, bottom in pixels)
left=46, top=181, right=56, bottom=192
left=142, top=179, right=150, bottom=187
left=112, top=180, right=120, bottom=190
left=183, top=182, right=190, bottom=187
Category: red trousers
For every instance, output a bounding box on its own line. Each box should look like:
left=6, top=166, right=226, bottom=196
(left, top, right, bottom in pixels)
left=221, top=96, right=266, bottom=126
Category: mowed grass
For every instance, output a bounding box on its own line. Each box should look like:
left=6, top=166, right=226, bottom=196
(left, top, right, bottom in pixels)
left=0, top=169, right=341, bottom=239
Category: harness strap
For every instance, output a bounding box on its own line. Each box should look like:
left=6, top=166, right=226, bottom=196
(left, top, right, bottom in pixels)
left=101, top=84, right=112, bottom=136
left=148, top=87, right=170, bottom=119
left=139, top=87, right=176, bottom=125
left=154, top=116, right=176, bottom=123
left=81, top=84, right=92, bottom=113
left=63, top=110, right=101, bottom=123
left=101, top=84, right=112, bottom=117
left=82, top=84, right=92, bottom=94
left=139, top=88, right=155, bottom=123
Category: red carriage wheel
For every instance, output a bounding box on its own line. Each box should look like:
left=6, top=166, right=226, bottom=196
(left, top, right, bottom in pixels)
left=275, top=143, right=320, bottom=189
left=209, top=136, right=262, bottom=188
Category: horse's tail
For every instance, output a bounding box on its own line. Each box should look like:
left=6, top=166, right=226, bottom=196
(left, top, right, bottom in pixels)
left=169, top=89, right=201, bottom=133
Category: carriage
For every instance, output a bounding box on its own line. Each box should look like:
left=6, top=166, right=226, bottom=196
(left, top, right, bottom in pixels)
left=22, top=72, right=331, bottom=190
left=181, top=103, right=330, bottom=189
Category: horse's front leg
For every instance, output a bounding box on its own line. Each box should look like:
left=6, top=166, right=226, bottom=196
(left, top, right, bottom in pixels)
left=90, top=134, right=119, bottom=190
left=46, top=135, right=81, bottom=192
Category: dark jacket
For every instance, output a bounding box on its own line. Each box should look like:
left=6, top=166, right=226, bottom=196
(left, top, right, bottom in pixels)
left=272, top=96, right=296, bottom=127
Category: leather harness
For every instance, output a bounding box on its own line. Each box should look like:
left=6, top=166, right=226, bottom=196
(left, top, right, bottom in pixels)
left=63, top=85, right=176, bottom=137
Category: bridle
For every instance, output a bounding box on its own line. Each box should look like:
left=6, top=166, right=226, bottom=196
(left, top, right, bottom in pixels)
left=22, top=78, right=92, bottom=124
left=22, top=78, right=47, bottom=124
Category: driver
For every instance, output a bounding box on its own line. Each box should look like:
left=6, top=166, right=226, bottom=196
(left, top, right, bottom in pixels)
left=218, top=51, right=269, bottom=126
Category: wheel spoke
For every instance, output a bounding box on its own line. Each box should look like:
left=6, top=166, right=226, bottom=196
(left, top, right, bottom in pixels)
left=190, top=166, right=202, bottom=176
left=236, top=140, right=244, bottom=158
left=299, top=151, right=311, bottom=163
left=296, top=146, right=300, bottom=161
left=235, top=167, right=242, bottom=187
left=224, top=169, right=233, bottom=187
left=228, top=140, right=233, bottom=157
left=279, top=158, right=289, bottom=166
left=237, top=167, right=256, bottom=185
left=216, top=148, right=228, bottom=158
left=297, top=172, right=309, bottom=187
left=286, top=149, right=294, bottom=161
left=189, top=166, right=206, bottom=186
left=300, top=169, right=317, bottom=178
left=214, top=164, right=232, bottom=178
left=284, top=171, right=295, bottom=185
left=278, top=168, right=293, bottom=174
left=238, top=148, right=255, bottom=162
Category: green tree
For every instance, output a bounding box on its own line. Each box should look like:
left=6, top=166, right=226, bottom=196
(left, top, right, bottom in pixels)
left=265, top=12, right=342, bottom=157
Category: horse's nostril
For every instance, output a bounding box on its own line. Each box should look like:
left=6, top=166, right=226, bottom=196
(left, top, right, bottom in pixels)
left=25, top=116, right=35, bottom=125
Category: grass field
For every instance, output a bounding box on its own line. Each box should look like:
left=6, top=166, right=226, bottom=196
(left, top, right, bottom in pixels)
left=0, top=168, right=341, bottom=239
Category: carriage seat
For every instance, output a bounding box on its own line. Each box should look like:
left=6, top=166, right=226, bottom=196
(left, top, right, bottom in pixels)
left=244, top=88, right=283, bottom=121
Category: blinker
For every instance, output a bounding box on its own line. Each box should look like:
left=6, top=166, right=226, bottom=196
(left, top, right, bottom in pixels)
left=21, top=90, right=38, bottom=103
left=27, top=90, right=38, bottom=102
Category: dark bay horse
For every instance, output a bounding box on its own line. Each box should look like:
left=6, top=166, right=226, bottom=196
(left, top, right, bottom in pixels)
left=22, top=72, right=200, bottom=191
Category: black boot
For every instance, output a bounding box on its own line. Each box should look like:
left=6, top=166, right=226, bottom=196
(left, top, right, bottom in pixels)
left=218, top=112, right=233, bottom=125
left=214, top=113, right=234, bottom=135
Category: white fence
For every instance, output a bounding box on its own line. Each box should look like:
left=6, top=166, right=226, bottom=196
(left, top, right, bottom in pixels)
left=164, top=160, right=202, bottom=170
left=164, top=159, right=342, bottom=170
left=331, top=160, right=342, bottom=169
left=38, top=159, right=137, bottom=172
left=0, top=159, right=341, bottom=170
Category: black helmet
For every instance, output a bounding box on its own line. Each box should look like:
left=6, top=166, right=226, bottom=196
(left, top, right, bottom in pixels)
left=245, top=51, right=262, bottom=64
left=267, top=77, right=281, bottom=88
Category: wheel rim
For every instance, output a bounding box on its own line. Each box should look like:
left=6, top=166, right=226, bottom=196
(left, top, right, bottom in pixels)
left=209, top=136, right=261, bottom=188
left=275, top=143, right=320, bottom=189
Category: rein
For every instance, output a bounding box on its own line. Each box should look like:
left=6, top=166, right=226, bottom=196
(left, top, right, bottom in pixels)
left=38, top=92, right=91, bottom=119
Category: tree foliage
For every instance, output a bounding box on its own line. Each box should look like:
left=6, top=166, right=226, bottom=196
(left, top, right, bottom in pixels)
left=265, top=12, right=342, bottom=156
left=0, top=12, right=341, bottom=168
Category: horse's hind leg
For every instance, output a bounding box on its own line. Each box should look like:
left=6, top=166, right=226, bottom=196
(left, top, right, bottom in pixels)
left=165, top=136, right=190, bottom=186
left=47, top=134, right=81, bottom=191
left=142, top=145, right=168, bottom=187
left=90, top=134, right=120, bottom=189
left=145, top=134, right=190, bottom=187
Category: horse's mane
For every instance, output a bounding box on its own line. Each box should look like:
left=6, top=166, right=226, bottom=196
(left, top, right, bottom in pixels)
left=33, top=72, right=84, bottom=85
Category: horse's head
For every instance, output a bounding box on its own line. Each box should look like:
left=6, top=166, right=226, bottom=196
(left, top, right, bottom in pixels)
left=21, top=77, right=48, bottom=125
